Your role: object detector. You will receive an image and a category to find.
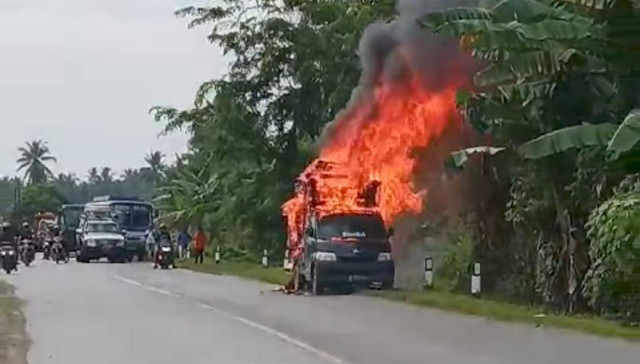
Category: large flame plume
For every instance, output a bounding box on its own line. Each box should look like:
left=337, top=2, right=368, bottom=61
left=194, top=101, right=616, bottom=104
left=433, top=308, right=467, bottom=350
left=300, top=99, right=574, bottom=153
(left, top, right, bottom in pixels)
left=283, top=0, right=477, bottom=257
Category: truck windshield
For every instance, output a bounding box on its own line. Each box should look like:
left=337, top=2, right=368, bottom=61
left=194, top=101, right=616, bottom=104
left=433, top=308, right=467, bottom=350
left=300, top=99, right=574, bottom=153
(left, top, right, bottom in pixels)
left=63, top=209, right=82, bottom=228
left=86, top=223, right=119, bottom=233
left=317, top=214, right=386, bottom=240
left=112, top=204, right=151, bottom=232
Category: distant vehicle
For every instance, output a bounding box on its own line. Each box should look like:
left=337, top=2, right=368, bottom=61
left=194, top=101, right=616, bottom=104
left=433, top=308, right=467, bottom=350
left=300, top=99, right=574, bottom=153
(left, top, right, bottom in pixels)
left=81, top=196, right=155, bottom=261
left=33, top=212, right=57, bottom=252
left=58, top=204, right=84, bottom=252
left=76, top=219, right=127, bottom=263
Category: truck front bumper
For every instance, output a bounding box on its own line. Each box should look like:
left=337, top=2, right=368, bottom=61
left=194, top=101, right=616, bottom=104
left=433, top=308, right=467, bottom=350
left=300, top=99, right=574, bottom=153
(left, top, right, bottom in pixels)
left=315, top=261, right=394, bottom=287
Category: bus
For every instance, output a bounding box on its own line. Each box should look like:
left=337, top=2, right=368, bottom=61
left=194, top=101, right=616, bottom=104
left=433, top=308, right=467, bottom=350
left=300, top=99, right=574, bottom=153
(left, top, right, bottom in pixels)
left=81, top=196, right=154, bottom=261
left=58, top=204, right=84, bottom=251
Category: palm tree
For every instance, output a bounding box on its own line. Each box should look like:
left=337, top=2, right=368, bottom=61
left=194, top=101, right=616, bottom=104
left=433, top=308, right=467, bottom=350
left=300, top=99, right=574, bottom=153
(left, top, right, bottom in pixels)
left=144, top=151, right=166, bottom=183
left=16, top=140, right=57, bottom=185
left=121, top=169, right=137, bottom=181
left=100, top=167, right=113, bottom=183
left=88, top=168, right=100, bottom=185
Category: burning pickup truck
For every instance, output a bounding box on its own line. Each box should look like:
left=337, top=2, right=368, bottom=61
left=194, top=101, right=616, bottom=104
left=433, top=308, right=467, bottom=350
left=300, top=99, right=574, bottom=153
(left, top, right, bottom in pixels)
left=282, top=159, right=395, bottom=294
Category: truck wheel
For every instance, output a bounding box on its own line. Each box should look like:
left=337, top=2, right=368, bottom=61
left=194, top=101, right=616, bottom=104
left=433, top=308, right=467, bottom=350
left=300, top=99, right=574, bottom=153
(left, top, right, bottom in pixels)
left=311, top=266, right=324, bottom=296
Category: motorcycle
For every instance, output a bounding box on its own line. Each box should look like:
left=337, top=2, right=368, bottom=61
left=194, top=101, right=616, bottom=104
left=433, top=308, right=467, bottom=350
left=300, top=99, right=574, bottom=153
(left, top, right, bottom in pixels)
left=0, top=245, right=18, bottom=274
left=20, top=240, right=35, bottom=267
left=155, top=244, right=174, bottom=269
left=51, top=239, right=68, bottom=264
left=43, top=240, right=52, bottom=260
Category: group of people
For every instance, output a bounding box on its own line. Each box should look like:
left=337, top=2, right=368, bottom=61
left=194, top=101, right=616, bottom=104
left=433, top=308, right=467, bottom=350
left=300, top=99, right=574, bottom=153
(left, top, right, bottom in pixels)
left=147, top=224, right=207, bottom=267
left=0, top=221, right=66, bottom=266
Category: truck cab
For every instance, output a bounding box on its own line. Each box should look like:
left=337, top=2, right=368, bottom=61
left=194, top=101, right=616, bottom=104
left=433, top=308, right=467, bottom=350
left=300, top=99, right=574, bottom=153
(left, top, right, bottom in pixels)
left=299, top=212, right=394, bottom=294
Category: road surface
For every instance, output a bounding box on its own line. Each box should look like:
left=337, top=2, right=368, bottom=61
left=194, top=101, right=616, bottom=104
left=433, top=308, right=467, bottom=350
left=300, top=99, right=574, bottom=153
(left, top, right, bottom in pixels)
left=5, top=258, right=640, bottom=364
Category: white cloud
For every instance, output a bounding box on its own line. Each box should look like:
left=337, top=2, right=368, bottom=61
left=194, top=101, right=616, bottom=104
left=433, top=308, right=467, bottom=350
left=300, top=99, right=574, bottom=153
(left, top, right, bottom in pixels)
left=0, top=0, right=227, bottom=178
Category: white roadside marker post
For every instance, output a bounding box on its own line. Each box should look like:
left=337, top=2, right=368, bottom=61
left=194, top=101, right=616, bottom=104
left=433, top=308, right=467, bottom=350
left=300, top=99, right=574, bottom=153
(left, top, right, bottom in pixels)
left=214, top=246, right=221, bottom=264
left=262, top=249, right=269, bottom=268
left=424, top=257, right=434, bottom=289
left=471, top=262, right=481, bottom=297
left=283, top=250, right=289, bottom=270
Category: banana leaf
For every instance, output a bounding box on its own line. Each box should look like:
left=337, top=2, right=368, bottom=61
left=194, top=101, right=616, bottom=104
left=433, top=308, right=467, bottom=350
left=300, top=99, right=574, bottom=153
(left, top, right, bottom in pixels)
left=607, top=110, right=640, bottom=159
left=450, top=146, right=506, bottom=167
left=519, top=123, right=618, bottom=159
left=559, top=0, right=617, bottom=10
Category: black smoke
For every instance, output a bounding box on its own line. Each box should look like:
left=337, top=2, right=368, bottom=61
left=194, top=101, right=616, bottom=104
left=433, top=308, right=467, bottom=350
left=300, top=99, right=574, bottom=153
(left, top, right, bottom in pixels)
left=319, top=0, right=478, bottom=147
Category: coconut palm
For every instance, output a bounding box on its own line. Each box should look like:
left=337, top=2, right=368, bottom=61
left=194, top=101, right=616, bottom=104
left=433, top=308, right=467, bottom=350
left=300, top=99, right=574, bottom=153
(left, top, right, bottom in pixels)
left=88, top=168, right=100, bottom=185
left=16, top=140, right=57, bottom=185
left=144, top=151, right=166, bottom=183
left=100, top=167, right=114, bottom=183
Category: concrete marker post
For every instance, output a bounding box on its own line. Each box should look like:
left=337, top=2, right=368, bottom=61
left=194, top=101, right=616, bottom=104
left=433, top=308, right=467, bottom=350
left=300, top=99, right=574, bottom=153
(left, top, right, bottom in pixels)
left=262, top=249, right=269, bottom=268
left=215, top=246, right=221, bottom=264
left=424, top=257, right=434, bottom=289
left=283, top=250, right=290, bottom=270
left=471, top=262, right=481, bottom=297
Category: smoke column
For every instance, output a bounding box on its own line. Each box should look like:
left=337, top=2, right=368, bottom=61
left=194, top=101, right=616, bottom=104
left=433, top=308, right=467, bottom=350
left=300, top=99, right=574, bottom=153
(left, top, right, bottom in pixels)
left=320, top=0, right=477, bottom=147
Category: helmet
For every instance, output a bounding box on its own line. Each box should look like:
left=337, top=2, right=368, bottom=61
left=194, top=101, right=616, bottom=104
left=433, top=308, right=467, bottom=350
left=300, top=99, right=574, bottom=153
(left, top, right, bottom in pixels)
left=159, top=224, right=167, bottom=231
left=22, top=222, right=29, bottom=228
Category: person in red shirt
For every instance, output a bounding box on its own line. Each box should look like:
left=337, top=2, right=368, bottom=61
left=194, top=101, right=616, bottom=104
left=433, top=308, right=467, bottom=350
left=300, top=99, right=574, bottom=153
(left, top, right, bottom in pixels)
left=193, top=226, right=206, bottom=264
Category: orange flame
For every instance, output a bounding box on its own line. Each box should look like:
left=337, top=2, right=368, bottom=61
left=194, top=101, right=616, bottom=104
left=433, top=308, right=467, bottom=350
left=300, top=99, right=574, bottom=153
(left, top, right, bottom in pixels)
left=283, top=73, right=463, bottom=257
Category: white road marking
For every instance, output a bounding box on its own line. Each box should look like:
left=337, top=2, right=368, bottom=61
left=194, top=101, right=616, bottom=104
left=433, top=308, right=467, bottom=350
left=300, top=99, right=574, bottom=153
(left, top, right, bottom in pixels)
left=113, top=275, right=180, bottom=297
left=112, top=275, right=349, bottom=364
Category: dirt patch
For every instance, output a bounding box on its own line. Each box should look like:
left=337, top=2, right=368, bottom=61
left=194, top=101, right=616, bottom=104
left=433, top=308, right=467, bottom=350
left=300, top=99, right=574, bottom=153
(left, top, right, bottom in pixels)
left=0, top=280, right=29, bottom=364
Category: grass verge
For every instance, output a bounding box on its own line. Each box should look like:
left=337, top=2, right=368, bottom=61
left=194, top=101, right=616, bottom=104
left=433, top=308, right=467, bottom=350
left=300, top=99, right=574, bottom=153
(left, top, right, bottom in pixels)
left=176, top=259, right=290, bottom=286
left=368, top=289, right=640, bottom=341
left=177, top=259, right=640, bottom=340
left=0, top=279, right=29, bottom=364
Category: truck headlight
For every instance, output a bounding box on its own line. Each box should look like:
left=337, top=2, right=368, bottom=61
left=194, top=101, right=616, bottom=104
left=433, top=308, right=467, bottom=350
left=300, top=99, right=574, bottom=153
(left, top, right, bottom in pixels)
left=116, top=240, right=125, bottom=247
left=86, top=240, right=96, bottom=247
left=377, top=252, right=392, bottom=261
left=313, top=252, right=337, bottom=262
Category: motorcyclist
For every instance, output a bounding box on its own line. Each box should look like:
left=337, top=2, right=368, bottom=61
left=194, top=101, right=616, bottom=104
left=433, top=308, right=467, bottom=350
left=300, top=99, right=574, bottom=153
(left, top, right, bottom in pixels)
left=0, top=223, right=18, bottom=273
left=50, top=226, right=67, bottom=261
left=153, top=224, right=174, bottom=269
left=19, top=222, right=33, bottom=241
left=0, top=223, right=17, bottom=244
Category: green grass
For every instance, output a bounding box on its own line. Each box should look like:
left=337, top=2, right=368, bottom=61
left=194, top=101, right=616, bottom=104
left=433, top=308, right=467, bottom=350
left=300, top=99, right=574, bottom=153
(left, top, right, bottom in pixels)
left=368, top=288, right=640, bottom=340
left=0, top=280, right=28, bottom=364
left=177, top=259, right=640, bottom=340
left=176, top=259, right=291, bottom=286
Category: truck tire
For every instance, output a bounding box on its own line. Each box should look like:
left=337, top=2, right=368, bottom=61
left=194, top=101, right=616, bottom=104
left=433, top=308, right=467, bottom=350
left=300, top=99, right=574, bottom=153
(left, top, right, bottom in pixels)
left=311, top=265, right=324, bottom=296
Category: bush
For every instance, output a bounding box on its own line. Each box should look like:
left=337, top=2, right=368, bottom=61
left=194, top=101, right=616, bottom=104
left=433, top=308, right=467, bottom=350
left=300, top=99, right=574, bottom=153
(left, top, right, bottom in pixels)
left=437, top=231, right=473, bottom=292
left=584, top=184, right=640, bottom=323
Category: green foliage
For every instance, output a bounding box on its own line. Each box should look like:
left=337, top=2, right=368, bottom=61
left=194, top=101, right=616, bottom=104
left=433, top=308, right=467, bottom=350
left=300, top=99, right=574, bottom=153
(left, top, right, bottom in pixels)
left=584, top=181, right=640, bottom=322
left=607, top=110, right=640, bottom=159
left=13, top=184, right=67, bottom=221
left=154, top=0, right=397, bottom=256
left=437, top=231, right=474, bottom=291
left=424, top=0, right=640, bottom=312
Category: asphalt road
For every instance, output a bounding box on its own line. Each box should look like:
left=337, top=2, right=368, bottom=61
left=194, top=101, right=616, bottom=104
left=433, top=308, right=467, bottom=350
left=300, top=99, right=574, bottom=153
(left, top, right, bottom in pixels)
left=5, top=257, right=640, bottom=364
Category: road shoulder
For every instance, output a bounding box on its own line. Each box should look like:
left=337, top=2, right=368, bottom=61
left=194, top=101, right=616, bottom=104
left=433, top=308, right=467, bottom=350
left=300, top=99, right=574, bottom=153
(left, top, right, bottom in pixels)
left=0, top=279, right=29, bottom=364
left=177, top=258, right=640, bottom=341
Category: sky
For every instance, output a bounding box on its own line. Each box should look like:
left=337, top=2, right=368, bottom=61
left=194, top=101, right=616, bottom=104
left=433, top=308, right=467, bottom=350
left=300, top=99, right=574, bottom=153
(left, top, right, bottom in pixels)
left=0, top=0, right=226, bottom=179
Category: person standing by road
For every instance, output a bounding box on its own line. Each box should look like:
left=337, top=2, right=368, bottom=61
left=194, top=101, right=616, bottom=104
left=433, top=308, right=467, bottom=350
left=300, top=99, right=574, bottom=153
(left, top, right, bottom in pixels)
left=193, top=226, right=206, bottom=264
left=177, top=227, right=191, bottom=260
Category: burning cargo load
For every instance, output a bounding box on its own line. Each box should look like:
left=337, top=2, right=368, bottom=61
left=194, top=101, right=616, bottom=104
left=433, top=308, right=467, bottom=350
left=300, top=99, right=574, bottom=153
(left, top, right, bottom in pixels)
left=282, top=160, right=383, bottom=259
